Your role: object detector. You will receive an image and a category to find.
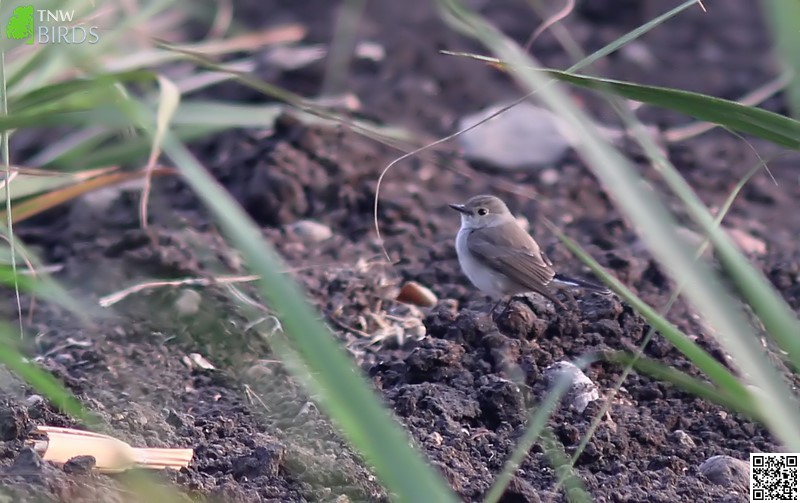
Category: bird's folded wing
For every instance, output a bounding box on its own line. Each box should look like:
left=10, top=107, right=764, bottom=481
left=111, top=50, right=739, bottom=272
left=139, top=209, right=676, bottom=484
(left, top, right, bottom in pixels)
left=467, top=231, right=556, bottom=288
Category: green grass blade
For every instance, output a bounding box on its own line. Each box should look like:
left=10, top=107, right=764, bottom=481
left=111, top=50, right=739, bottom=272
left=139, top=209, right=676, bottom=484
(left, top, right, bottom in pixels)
left=483, top=368, right=580, bottom=503
left=172, top=101, right=285, bottom=128
left=47, top=126, right=215, bottom=170
left=0, top=325, right=96, bottom=424
left=565, top=0, right=703, bottom=73
left=152, top=127, right=458, bottom=502
left=545, top=70, right=800, bottom=149
left=622, top=125, right=800, bottom=380
left=761, top=0, right=800, bottom=118
left=604, top=351, right=760, bottom=419
left=9, top=70, right=153, bottom=113
left=553, top=229, right=752, bottom=403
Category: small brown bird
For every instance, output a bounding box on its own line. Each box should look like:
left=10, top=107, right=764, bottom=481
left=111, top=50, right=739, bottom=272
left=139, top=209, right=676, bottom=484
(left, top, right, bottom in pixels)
left=449, top=195, right=608, bottom=309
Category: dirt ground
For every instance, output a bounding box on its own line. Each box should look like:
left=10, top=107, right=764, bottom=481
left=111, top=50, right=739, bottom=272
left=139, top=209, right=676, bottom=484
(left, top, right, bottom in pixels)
left=1, top=0, right=798, bottom=501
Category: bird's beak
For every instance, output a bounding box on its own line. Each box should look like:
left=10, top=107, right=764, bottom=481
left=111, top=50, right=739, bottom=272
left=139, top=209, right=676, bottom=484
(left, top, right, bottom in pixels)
left=449, top=203, right=469, bottom=214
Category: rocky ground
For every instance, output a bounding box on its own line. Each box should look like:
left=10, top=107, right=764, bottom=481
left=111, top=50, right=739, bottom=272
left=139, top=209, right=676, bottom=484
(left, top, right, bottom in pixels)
left=0, top=0, right=798, bottom=502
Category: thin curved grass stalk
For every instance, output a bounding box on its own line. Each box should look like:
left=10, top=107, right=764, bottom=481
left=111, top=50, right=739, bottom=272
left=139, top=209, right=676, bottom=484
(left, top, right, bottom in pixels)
left=0, top=44, right=23, bottom=338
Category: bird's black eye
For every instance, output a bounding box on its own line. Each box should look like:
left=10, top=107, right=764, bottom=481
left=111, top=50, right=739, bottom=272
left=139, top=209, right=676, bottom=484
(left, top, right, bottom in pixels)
left=477, top=208, right=488, bottom=216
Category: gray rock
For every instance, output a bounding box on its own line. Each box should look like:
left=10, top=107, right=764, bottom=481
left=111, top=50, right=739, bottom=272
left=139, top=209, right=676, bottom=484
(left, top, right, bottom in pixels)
left=289, top=220, right=333, bottom=243
left=670, top=429, right=696, bottom=447
left=175, top=289, right=202, bottom=316
left=699, top=455, right=749, bottom=490
left=457, top=102, right=573, bottom=170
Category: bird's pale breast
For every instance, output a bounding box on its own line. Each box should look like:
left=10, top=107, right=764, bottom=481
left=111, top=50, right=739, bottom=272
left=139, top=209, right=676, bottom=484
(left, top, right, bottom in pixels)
left=455, top=228, right=515, bottom=297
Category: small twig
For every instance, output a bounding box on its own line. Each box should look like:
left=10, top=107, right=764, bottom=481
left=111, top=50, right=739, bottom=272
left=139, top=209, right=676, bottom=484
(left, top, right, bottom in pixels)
left=207, top=0, right=233, bottom=39
left=328, top=315, right=372, bottom=339
left=523, top=0, right=576, bottom=53
left=98, top=274, right=260, bottom=307
left=99, top=260, right=357, bottom=308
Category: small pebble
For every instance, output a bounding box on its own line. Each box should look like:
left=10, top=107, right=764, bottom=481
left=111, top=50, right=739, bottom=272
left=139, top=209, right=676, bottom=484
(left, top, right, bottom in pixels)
left=355, top=41, right=385, bottom=62
left=289, top=220, right=333, bottom=243
left=543, top=361, right=599, bottom=413
left=175, top=289, right=202, bottom=316
left=670, top=429, right=696, bottom=447
left=427, top=432, right=443, bottom=446
left=262, top=44, right=326, bottom=70
left=619, top=40, right=657, bottom=69
left=25, top=395, right=44, bottom=407
left=726, top=227, right=766, bottom=255
left=63, top=455, right=96, bottom=474
left=539, top=168, right=560, bottom=185
left=185, top=353, right=216, bottom=370
left=396, top=281, right=438, bottom=308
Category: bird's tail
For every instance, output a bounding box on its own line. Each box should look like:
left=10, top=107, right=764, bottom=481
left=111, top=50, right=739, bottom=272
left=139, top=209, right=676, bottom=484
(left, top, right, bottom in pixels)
left=552, top=273, right=610, bottom=293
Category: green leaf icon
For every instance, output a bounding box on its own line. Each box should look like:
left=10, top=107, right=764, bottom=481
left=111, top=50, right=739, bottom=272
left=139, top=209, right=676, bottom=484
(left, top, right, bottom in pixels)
left=7, top=5, right=34, bottom=45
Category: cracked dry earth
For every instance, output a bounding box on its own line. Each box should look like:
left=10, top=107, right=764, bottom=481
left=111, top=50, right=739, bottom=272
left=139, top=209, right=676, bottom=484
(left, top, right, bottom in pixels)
left=1, top=0, right=800, bottom=502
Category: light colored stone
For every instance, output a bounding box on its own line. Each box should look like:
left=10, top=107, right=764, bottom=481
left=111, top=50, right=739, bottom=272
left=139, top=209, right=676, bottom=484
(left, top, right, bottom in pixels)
left=458, top=102, right=573, bottom=170
left=262, top=44, right=326, bottom=70
left=670, top=429, right=696, bottom=447
left=543, top=361, right=599, bottom=413
left=186, top=353, right=216, bottom=370
left=726, top=227, right=766, bottom=255
left=175, top=289, right=202, bottom=316
left=290, top=220, right=333, bottom=243
left=355, top=41, right=385, bottom=62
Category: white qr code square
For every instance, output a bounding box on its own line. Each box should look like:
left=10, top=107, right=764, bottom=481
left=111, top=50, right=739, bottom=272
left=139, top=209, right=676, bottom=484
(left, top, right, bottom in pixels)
left=751, top=453, right=799, bottom=502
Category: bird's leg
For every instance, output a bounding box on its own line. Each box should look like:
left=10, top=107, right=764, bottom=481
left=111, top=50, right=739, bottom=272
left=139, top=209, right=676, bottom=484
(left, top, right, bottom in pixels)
left=517, top=293, right=538, bottom=312
left=490, top=297, right=508, bottom=317
left=560, top=289, right=578, bottom=309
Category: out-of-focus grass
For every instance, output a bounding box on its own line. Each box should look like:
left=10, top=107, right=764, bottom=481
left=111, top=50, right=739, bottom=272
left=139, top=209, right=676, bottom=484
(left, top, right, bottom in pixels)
left=0, top=325, right=97, bottom=424
left=141, top=122, right=460, bottom=503
left=544, top=70, right=800, bottom=149
left=761, top=0, right=800, bottom=118
left=548, top=155, right=773, bottom=496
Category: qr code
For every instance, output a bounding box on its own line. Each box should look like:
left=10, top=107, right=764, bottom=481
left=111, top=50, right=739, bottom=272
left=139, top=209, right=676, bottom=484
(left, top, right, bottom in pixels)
left=751, top=453, right=799, bottom=502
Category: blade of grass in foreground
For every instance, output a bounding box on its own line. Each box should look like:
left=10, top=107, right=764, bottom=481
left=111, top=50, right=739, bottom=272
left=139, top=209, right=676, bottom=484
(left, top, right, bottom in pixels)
left=438, top=0, right=800, bottom=451
left=0, top=325, right=97, bottom=425
left=544, top=70, right=800, bottom=150
left=604, top=96, right=800, bottom=384
left=482, top=366, right=588, bottom=503
left=549, top=156, right=772, bottom=495
left=604, top=351, right=759, bottom=418
left=440, top=52, right=800, bottom=150
left=761, top=0, right=800, bottom=118
left=151, top=128, right=458, bottom=502
left=553, top=230, right=753, bottom=407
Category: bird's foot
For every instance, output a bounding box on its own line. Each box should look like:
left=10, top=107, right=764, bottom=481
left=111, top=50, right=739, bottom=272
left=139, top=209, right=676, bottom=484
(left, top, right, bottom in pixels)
left=490, top=297, right=509, bottom=318
left=560, top=289, right=579, bottom=310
